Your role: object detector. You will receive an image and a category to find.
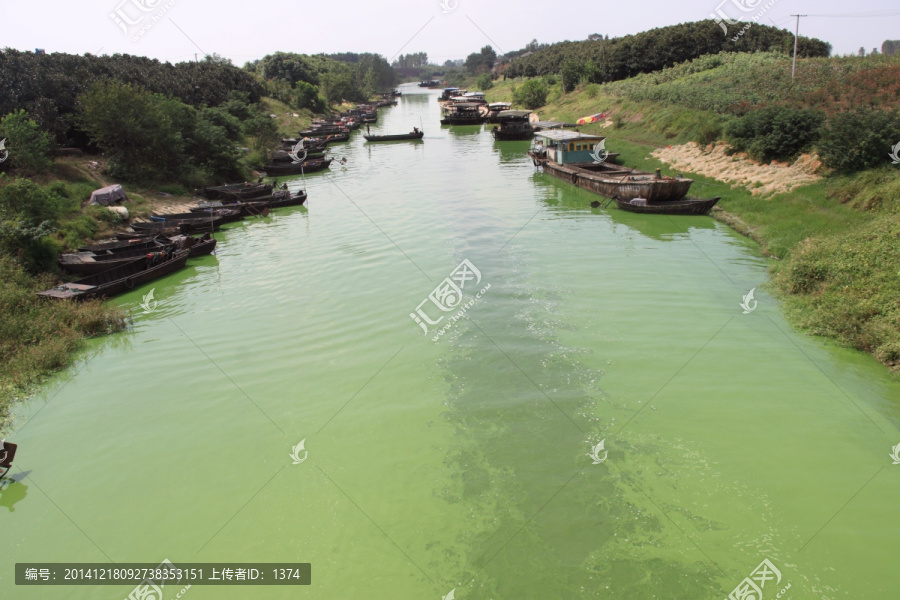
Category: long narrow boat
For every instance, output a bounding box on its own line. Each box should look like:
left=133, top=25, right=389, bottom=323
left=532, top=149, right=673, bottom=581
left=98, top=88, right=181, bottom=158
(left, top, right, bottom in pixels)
left=197, top=183, right=272, bottom=200
left=267, top=190, right=308, bottom=208
left=150, top=208, right=242, bottom=223
left=363, top=130, right=424, bottom=142
left=529, top=131, right=692, bottom=202
left=37, top=250, right=190, bottom=300
left=168, top=233, right=218, bottom=257
left=614, top=196, right=720, bottom=215
left=58, top=241, right=171, bottom=275
left=77, top=237, right=160, bottom=254
left=262, top=158, right=332, bottom=176
left=131, top=215, right=224, bottom=234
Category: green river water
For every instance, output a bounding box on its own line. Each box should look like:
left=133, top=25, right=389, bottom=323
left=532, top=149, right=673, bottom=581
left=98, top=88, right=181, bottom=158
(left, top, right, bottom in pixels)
left=2, top=84, right=899, bottom=599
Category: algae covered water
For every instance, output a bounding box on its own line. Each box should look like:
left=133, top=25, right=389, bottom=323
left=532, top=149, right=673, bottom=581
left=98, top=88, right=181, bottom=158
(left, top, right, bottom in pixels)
left=2, top=85, right=899, bottom=599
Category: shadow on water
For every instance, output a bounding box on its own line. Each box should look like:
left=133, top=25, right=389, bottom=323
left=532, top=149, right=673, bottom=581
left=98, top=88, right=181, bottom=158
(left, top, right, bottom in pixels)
left=443, top=124, right=484, bottom=138
left=491, top=139, right=532, bottom=164
left=433, top=247, right=722, bottom=598
left=0, top=471, right=30, bottom=512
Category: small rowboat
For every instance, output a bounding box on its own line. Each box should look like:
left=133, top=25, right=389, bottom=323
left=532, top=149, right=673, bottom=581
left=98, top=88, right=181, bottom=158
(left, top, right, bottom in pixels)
left=613, top=196, right=721, bottom=215
left=364, top=130, right=424, bottom=142
left=38, top=250, right=190, bottom=300
left=197, top=183, right=272, bottom=200
left=262, top=158, right=332, bottom=176
left=59, top=241, right=171, bottom=275
left=77, top=237, right=159, bottom=253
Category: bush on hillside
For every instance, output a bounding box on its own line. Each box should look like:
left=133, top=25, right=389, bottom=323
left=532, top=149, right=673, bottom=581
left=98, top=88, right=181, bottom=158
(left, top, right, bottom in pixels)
left=513, top=79, right=549, bottom=109
left=476, top=73, right=494, bottom=91
left=818, top=108, right=900, bottom=172
left=725, top=107, right=824, bottom=163
left=0, top=110, right=54, bottom=174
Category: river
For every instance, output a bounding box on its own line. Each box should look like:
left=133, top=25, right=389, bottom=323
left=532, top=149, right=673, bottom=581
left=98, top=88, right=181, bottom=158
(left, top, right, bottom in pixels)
left=2, top=83, right=899, bottom=600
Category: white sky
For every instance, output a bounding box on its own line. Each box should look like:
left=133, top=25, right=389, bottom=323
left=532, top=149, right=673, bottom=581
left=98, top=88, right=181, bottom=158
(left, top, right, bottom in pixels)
left=2, top=0, right=899, bottom=65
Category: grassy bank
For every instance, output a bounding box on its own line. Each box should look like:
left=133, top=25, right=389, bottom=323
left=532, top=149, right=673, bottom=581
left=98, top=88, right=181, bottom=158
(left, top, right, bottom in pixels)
left=479, top=64, right=900, bottom=372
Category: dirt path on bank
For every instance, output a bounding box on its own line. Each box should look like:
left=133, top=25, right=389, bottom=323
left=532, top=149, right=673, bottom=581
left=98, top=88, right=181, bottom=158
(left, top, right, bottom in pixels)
left=652, top=141, right=822, bottom=196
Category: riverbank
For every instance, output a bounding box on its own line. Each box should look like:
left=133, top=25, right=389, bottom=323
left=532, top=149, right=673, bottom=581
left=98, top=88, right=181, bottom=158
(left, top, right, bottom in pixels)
left=482, top=76, right=900, bottom=372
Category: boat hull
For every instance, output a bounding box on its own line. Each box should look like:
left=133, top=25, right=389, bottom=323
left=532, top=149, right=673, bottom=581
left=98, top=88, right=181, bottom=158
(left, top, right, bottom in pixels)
left=614, top=196, right=720, bottom=215
left=363, top=132, right=424, bottom=142
left=534, top=157, right=693, bottom=202
left=263, top=159, right=332, bottom=176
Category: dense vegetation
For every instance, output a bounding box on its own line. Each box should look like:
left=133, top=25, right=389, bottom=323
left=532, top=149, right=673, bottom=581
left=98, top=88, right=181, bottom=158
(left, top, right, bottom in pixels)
left=0, top=49, right=264, bottom=147
left=502, top=21, right=830, bottom=83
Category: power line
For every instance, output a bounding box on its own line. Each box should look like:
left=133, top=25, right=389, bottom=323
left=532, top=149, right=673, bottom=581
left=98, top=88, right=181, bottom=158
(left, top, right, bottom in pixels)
left=791, top=14, right=807, bottom=81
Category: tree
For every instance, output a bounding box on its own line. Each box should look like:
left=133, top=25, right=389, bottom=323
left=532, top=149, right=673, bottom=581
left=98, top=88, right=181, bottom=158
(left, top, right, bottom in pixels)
left=476, top=73, right=493, bottom=91
left=513, top=79, right=548, bottom=109
left=0, top=110, right=53, bottom=174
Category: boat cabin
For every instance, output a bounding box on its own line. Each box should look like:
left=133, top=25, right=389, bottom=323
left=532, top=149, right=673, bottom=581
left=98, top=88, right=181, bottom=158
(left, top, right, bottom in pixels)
left=440, top=87, right=462, bottom=101
left=463, top=91, right=487, bottom=104
left=531, top=131, right=606, bottom=165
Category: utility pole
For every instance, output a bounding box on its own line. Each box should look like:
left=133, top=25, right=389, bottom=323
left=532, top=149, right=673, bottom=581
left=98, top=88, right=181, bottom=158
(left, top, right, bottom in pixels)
left=791, top=14, right=807, bottom=80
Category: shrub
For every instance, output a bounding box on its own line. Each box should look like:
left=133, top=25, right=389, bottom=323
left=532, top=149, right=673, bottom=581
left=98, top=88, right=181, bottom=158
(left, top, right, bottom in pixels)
left=725, top=107, right=825, bottom=163
left=476, top=73, right=494, bottom=91
left=818, top=108, right=900, bottom=172
left=513, top=79, right=549, bottom=109
left=0, top=110, right=54, bottom=174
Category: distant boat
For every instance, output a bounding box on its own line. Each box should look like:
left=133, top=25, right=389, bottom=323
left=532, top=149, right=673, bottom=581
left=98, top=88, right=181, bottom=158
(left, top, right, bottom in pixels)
left=364, top=129, right=424, bottom=142
left=418, top=79, right=443, bottom=88
left=613, top=196, right=720, bottom=215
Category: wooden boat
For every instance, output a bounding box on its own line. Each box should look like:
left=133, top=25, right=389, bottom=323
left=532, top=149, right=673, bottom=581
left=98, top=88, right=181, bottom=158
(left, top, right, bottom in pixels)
left=268, top=189, right=308, bottom=208
left=169, top=233, right=217, bottom=257
left=490, top=110, right=534, bottom=140
left=270, top=149, right=328, bottom=163
left=529, top=131, right=692, bottom=201
left=150, top=208, right=242, bottom=223
left=192, top=199, right=271, bottom=217
left=78, top=237, right=160, bottom=253
left=440, top=102, right=485, bottom=125
left=198, top=183, right=272, bottom=200
left=58, top=241, right=171, bottom=275
left=131, top=215, right=224, bottom=234
left=418, top=79, right=443, bottom=88
left=614, top=196, right=720, bottom=215
left=298, top=126, right=349, bottom=137
left=364, top=129, right=424, bottom=142
left=485, top=102, right=513, bottom=123
left=262, top=158, right=332, bottom=175
left=37, top=250, right=190, bottom=300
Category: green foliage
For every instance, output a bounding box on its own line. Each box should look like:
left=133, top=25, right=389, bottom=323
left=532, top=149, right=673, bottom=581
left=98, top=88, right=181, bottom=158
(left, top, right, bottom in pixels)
left=319, top=70, right=358, bottom=105
left=725, top=107, right=824, bottom=163
left=513, top=79, right=549, bottom=109
left=817, top=108, right=900, bottom=172
left=466, top=46, right=497, bottom=74
left=76, top=81, right=244, bottom=184
left=294, top=81, right=322, bottom=111
left=0, top=49, right=263, bottom=147
left=0, top=178, right=75, bottom=271
left=476, top=73, right=494, bottom=91
left=504, top=21, right=830, bottom=83
left=0, top=109, right=53, bottom=173
left=775, top=215, right=900, bottom=367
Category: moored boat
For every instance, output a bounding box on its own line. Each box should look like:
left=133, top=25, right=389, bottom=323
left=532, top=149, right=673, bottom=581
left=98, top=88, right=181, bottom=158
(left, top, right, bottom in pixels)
left=364, top=129, right=424, bottom=142
left=37, top=249, right=190, bottom=300
left=529, top=131, right=691, bottom=202
left=262, top=158, right=332, bottom=175
left=440, top=102, right=486, bottom=125
left=490, top=110, right=534, bottom=140
left=197, top=183, right=272, bottom=200
left=131, top=215, right=224, bottom=234
left=150, top=208, right=242, bottom=223
left=58, top=240, right=172, bottom=275
left=613, top=196, right=720, bottom=215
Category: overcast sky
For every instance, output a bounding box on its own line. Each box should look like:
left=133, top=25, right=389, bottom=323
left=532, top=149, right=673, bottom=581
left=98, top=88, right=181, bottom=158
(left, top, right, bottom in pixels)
left=2, top=0, right=899, bottom=65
